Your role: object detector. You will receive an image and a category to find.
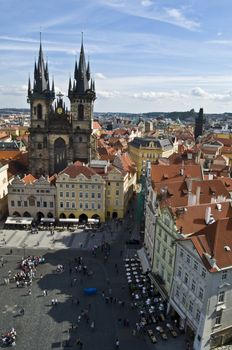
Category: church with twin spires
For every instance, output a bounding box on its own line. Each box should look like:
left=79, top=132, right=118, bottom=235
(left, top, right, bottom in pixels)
left=27, top=38, right=96, bottom=177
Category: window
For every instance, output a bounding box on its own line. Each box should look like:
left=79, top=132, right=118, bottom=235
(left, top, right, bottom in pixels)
left=66, top=192, right=69, bottom=198
left=201, top=268, right=206, bottom=278
left=66, top=184, right=69, bottom=189
left=157, top=242, right=160, bottom=253
left=60, top=202, right=63, bottom=208
left=196, top=309, right=201, bottom=322
left=72, top=184, right=75, bottom=189
left=43, top=202, right=47, bottom=208
left=116, top=190, right=119, bottom=196
left=80, top=184, right=83, bottom=189
left=182, top=293, right=186, bottom=305
left=176, top=286, right=180, bottom=297
left=50, top=202, right=53, bottom=208
left=91, top=203, right=95, bottom=209
left=169, top=254, right=173, bottom=265
left=98, top=193, right=101, bottom=199
left=222, top=271, right=227, bottom=280
left=79, top=192, right=83, bottom=198
left=60, top=184, right=63, bottom=188
left=108, top=182, right=111, bottom=186
left=71, top=202, right=75, bottom=209
left=98, top=185, right=101, bottom=189
left=11, top=200, right=14, bottom=207
left=78, top=104, right=84, bottom=120
left=184, top=273, right=189, bottom=284
left=91, top=193, right=95, bottom=198
left=17, top=201, right=21, bottom=207
left=97, top=203, right=101, bottom=209
left=194, top=261, right=198, bottom=270
left=191, top=280, right=196, bottom=292
left=85, top=193, right=88, bottom=198
left=60, top=192, right=63, bottom=197
left=164, top=234, right=167, bottom=242
left=180, top=249, right=184, bottom=258
left=199, top=287, right=204, bottom=300
left=218, top=291, right=225, bottom=303
left=85, top=203, right=88, bottom=209
left=156, top=260, right=159, bottom=269
left=115, top=199, right=119, bottom=206
left=187, top=255, right=191, bottom=264
left=80, top=203, right=83, bottom=209
left=24, top=201, right=28, bottom=207
left=162, top=250, right=166, bottom=260
left=189, top=301, right=193, bottom=313
left=215, top=313, right=222, bottom=325
left=178, top=266, right=182, bottom=277
left=167, top=273, right=171, bottom=283
left=72, top=192, right=75, bottom=198
left=37, top=201, right=40, bottom=207
left=116, top=182, right=119, bottom=186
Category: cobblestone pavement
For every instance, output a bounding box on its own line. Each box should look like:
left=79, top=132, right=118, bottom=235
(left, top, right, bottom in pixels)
left=0, top=211, right=188, bottom=349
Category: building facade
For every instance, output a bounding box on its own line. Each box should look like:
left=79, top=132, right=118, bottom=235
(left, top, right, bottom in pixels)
left=8, top=174, right=56, bottom=220
left=28, top=40, right=96, bottom=177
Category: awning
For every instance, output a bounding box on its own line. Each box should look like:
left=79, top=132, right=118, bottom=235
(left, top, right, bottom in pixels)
left=41, top=218, right=55, bottom=223
left=59, top=218, right=79, bottom=223
left=5, top=217, right=34, bottom=225
left=137, top=247, right=151, bottom=272
left=88, top=218, right=99, bottom=224
left=148, top=273, right=168, bottom=301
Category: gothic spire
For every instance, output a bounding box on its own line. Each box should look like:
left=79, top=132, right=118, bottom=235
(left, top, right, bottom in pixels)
left=86, top=61, right=90, bottom=81
left=28, top=75, right=32, bottom=97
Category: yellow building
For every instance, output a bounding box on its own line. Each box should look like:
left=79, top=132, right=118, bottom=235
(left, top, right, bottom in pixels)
left=56, top=161, right=106, bottom=222
left=128, top=137, right=176, bottom=180
left=56, top=157, right=137, bottom=222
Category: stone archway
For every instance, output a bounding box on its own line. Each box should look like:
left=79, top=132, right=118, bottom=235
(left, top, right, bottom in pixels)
left=69, top=213, right=75, bottom=218
left=47, top=212, right=53, bottom=218
left=54, top=137, right=67, bottom=173
left=79, top=213, right=88, bottom=224
left=92, top=214, right=100, bottom=222
left=36, top=212, right=44, bottom=221
left=59, top=213, right=66, bottom=219
left=23, top=211, right=31, bottom=217
left=112, top=212, right=118, bottom=219
left=12, top=211, right=21, bottom=217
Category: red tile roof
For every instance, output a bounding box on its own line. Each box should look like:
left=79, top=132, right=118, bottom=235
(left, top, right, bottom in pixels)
left=151, top=164, right=203, bottom=185
left=23, top=174, right=36, bottom=184
left=174, top=202, right=232, bottom=235
left=189, top=218, right=232, bottom=271
left=60, top=161, right=96, bottom=178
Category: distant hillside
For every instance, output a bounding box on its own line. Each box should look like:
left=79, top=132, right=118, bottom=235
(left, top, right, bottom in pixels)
left=0, top=108, right=30, bottom=115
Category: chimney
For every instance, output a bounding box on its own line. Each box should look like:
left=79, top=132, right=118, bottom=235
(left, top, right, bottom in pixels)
left=180, top=168, right=184, bottom=176
left=196, top=186, right=201, bottom=205
left=205, top=206, right=211, bottom=224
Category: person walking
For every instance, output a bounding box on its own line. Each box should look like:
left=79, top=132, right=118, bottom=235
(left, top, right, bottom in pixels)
left=115, top=338, right=119, bottom=348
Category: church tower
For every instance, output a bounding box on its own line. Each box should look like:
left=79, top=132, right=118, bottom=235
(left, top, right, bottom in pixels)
left=194, top=108, right=204, bottom=140
left=28, top=37, right=96, bottom=177
left=68, top=38, right=96, bottom=162
left=28, top=39, right=55, bottom=176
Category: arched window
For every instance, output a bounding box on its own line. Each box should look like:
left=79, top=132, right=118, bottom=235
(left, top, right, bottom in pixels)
left=79, top=136, right=83, bottom=142
left=78, top=104, right=84, bottom=120
left=38, top=143, right=42, bottom=149
left=37, top=104, right=42, bottom=120
left=43, top=136, right=47, bottom=148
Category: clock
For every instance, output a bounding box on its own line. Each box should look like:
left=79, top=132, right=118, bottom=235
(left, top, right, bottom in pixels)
left=57, top=107, right=63, bottom=114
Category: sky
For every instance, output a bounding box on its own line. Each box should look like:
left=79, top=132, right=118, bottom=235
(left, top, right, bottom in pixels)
left=1, top=0, right=232, bottom=113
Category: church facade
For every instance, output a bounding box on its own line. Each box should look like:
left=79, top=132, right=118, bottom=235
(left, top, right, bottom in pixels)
left=27, top=40, right=96, bottom=177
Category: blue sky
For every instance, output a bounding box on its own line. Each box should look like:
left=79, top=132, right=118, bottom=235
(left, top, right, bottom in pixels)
left=1, top=0, right=232, bottom=113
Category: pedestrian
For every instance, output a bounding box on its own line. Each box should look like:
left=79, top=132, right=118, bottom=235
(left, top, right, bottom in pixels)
left=43, top=290, right=47, bottom=296
left=28, top=288, right=31, bottom=295
left=115, top=339, right=119, bottom=348
left=79, top=341, right=83, bottom=349
left=132, top=329, right=136, bottom=336
left=20, top=308, right=24, bottom=315
left=90, top=320, right=95, bottom=331
left=10, top=249, right=13, bottom=254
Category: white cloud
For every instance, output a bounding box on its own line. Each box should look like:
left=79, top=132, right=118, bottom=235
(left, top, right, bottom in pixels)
left=97, top=90, right=120, bottom=99
left=95, top=73, right=107, bottom=80
left=191, top=87, right=232, bottom=101
left=141, top=0, right=153, bottom=7
left=131, top=90, right=187, bottom=100
left=98, top=0, right=200, bottom=31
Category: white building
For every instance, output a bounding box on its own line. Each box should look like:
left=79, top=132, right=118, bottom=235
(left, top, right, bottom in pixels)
left=169, top=218, right=232, bottom=349
left=8, top=174, right=56, bottom=220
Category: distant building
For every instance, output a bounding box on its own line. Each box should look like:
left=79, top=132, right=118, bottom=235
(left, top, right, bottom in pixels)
left=194, top=108, right=204, bottom=140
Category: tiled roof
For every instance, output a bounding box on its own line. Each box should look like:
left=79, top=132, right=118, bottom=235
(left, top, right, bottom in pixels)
left=113, top=152, right=136, bottom=174
left=0, top=150, right=21, bottom=160
left=220, top=178, right=232, bottom=192
left=93, top=121, right=102, bottom=129
left=23, top=174, right=36, bottom=184
left=174, top=202, right=232, bottom=235
left=189, top=218, right=232, bottom=271
left=60, top=161, right=96, bottom=178
left=151, top=164, right=203, bottom=184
